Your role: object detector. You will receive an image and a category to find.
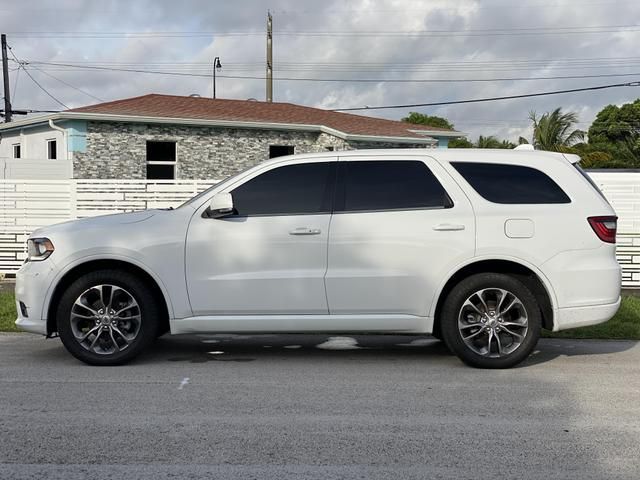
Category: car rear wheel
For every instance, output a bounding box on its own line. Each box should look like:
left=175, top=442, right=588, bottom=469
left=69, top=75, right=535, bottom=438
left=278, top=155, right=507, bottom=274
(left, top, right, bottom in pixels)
left=57, top=270, right=158, bottom=365
left=440, top=273, right=541, bottom=369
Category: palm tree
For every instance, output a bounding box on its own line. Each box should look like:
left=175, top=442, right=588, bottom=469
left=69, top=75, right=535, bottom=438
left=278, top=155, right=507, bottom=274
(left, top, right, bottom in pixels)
left=475, top=136, right=515, bottom=149
left=529, top=108, right=585, bottom=151
left=475, top=135, right=502, bottom=148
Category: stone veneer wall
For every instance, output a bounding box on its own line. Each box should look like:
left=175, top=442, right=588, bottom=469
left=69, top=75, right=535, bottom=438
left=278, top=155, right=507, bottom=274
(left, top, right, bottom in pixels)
left=72, top=121, right=434, bottom=179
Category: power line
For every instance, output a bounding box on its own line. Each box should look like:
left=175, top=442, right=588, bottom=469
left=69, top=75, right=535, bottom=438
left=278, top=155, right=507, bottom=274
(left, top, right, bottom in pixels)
left=25, top=55, right=640, bottom=67
left=332, top=81, right=640, bottom=111
left=7, top=47, right=69, bottom=109
left=11, top=64, right=21, bottom=102
left=4, top=24, right=640, bottom=38
left=20, top=67, right=69, bottom=109
left=26, top=64, right=104, bottom=102
left=274, top=0, right=635, bottom=14
left=21, top=60, right=640, bottom=84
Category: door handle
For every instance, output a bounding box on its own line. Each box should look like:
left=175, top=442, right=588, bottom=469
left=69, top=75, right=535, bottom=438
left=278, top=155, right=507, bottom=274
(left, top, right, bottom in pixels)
left=289, top=227, right=322, bottom=235
left=432, top=223, right=465, bottom=231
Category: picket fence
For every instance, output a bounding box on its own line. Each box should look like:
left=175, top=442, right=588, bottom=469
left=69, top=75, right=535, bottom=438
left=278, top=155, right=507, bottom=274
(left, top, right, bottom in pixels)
left=1, top=173, right=639, bottom=287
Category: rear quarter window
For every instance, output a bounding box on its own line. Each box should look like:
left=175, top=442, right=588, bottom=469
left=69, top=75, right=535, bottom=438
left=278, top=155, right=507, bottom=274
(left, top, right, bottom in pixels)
left=451, top=162, right=571, bottom=204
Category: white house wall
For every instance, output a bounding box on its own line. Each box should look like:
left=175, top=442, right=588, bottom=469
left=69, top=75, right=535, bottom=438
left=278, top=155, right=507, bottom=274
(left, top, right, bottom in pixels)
left=0, top=124, right=65, bottom=160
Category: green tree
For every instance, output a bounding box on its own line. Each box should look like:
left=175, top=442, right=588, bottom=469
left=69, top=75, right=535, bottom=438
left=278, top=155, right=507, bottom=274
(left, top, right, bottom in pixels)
left=401, top=112, right=455, bottom=130
left=448, top=137, right=473, bottom=148
left=474, top=135, right=516, bottom=149
left=589, top=100, right=640, bottom=145
left=475, top=135, right=501, bottom=148
left=586, top=99, right=640, bottom=167
left=529, top=108, right=585, bottom=151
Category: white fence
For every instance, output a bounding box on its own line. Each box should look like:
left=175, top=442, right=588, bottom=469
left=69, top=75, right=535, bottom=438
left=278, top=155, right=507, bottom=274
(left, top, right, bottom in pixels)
left=1, top=173, right=639, bottom=287
left=0, top=180, right=217, bottom=273
left=589, top=171, right=640, bottom=288
left=0, top=158, right=72, bottom=180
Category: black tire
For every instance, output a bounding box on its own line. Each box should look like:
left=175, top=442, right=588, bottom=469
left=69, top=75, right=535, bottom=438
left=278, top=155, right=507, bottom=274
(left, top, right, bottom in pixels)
left=57, top=269, right=158, bottom=366
left=440, top=273, right=541, bottom=369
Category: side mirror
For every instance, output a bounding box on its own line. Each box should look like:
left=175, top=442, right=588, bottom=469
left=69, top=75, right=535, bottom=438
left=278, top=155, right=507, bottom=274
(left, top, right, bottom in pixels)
left=206, top=192, right=234, bottom=218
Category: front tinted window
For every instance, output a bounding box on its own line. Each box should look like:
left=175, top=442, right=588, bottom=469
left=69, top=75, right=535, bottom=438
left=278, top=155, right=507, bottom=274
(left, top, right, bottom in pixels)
left=231, top=162, right=334, bottom=216
left=335, top=160, right=452, bottom=212
left=451, top=162, right=570, bottom=204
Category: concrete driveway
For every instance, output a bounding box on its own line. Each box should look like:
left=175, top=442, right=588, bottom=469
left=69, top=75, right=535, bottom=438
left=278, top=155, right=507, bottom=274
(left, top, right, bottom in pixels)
left=0, top=333, right=639, bottom=479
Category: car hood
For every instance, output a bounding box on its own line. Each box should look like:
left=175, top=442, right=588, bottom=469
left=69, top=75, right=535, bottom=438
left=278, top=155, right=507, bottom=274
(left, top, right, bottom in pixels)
left=30, top=210, right=160, bottom=238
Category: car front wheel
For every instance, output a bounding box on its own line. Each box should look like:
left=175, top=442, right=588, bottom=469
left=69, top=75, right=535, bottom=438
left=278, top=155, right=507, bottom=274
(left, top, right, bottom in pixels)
left=440, top=273, right=541, bottom=369
left=56, top=270, right=158, bottom=365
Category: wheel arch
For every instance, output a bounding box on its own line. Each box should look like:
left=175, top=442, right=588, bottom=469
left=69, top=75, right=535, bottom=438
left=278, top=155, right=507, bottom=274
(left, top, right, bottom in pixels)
left=431, top=258, right=556, bottom=338
left=45, top=258, right=172, bottom=337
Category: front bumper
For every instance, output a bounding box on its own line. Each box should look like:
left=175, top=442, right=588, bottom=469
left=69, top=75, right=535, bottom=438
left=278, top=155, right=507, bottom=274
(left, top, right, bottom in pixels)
left=553, top=297, right=621, bottom=331
left=15, top=259, right=57, bottom=335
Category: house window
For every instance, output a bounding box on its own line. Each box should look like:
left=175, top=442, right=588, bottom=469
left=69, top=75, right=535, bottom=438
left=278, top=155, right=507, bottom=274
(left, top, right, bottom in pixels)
left=12, top=144, right=21, bottom=159
left=47, top=139, right=57, bottom=160
left=269, top=145, right=295, bottom=159
left=146, top=141, right=176, bottom=179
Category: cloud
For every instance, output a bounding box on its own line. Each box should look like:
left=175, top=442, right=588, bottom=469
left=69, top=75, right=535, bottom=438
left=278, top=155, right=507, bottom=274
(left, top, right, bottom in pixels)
left=2, top=0, right=639, bottom=142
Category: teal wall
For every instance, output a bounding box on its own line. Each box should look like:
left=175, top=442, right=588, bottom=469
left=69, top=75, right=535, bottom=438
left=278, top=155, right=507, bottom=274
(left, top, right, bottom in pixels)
left=64, top=120, right=87, bottom=153
left=437, top=138, right=449, bottom=149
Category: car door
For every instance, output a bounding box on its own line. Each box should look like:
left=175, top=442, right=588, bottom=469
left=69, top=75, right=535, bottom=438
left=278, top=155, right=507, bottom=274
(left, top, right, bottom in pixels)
left=325, top=155, right=475, bottom=317
left=185, top=157, right=336, bottom=316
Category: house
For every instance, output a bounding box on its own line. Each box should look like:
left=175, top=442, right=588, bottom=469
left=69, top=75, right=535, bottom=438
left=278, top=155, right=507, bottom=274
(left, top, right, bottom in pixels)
left=0, top=94, right=465, bottom=180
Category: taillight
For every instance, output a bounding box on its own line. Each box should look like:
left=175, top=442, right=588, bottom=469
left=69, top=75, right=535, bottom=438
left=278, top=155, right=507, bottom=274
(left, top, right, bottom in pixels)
left=587, top=216, right=617, bottom=244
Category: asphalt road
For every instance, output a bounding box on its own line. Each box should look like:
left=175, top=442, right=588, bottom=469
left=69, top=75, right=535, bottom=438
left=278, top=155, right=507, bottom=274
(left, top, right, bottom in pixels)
left=0, top=333, right=639, bottom=480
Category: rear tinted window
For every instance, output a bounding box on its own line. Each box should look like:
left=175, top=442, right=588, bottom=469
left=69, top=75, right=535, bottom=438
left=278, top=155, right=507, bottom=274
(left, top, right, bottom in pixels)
left=335, top=160, right=452, bottom=212
left=451, top=162, right=570, bottom=204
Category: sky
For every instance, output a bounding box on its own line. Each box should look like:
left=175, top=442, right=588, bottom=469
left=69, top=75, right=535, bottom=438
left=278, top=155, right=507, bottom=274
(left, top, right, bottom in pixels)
left=1, top=0, right=640, bottom=142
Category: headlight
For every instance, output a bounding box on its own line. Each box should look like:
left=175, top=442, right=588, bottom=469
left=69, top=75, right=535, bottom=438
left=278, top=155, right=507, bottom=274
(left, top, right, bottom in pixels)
left=27, top=238, right=55, bottom=262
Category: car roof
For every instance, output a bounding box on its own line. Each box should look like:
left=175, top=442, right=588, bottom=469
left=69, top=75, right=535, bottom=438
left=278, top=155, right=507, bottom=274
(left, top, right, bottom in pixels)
left=260, top=148, right=576, bottom=169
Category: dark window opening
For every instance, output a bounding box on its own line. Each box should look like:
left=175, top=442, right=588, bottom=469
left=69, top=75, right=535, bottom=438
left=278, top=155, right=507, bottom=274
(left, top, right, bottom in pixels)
left=269, top=145, right=295, bottom=159
left=47, top=140, right=57, bottom=160
left=451, top=162, right=570, bottom=204
left=335, top=160, right=452, bottom=212
left=231, top=162, right=334, bottom=216
left=146, top=141, right=176, bottom=162
left=146, top=141, right=176, bottom=179
left=146, top=164, right=175, bottom=180
left=13, top=144, right=21, bottom=159
left=325, top=146, right=335, bottom=152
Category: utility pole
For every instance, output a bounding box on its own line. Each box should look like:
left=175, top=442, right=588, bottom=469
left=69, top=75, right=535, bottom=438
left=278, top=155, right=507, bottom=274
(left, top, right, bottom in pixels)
left=266, top=11, right=273, bottom=102
left=1, top=34, right=12, bottom=122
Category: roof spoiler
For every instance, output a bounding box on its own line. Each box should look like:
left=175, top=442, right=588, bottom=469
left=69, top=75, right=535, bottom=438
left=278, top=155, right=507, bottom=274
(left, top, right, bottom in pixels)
left=562, top=153, right=581, bottom=164
left=514, top=144, right=534, bottom=151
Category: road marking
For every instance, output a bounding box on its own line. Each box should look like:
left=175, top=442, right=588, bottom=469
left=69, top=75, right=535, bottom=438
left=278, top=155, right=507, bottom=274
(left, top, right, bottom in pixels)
left=178, top=377, right=190, bottom=390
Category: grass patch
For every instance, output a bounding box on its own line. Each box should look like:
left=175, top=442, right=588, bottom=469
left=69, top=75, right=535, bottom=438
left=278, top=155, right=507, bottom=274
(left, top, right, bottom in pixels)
left=544, top=295, right=640, bottom=340
left=0, top=291, right=18, bottom=332
left=0, top=290, right=638, bottom=338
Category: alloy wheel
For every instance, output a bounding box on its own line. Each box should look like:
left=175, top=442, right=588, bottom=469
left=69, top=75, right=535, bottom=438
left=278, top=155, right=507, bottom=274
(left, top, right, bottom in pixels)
left=69, top=284, right=142, bottom=355
left=457, top=288, right=529, bottom=358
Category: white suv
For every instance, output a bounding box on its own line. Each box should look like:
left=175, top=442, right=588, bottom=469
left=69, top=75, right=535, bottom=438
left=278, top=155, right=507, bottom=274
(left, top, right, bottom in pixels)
left=15, top=149, right=621, bottom=368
